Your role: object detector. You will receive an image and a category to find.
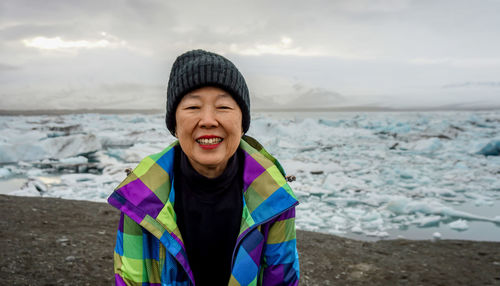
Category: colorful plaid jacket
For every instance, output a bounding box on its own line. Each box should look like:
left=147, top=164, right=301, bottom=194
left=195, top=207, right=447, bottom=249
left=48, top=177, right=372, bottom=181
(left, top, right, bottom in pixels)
left=108, top=136, right=300, bottom=285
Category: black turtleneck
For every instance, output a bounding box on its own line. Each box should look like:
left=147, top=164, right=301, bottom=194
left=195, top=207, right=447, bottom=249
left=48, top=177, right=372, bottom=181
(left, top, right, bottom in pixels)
left=173, top=145, right=243, bottom=286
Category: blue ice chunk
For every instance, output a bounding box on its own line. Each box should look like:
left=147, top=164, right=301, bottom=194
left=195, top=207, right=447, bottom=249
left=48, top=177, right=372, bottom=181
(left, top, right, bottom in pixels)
left=399, top=171, right=414, bottom=180
left=415, top=215, right=442, bottom=228
left=477, top=140, right=500, bottom=156
left=128, top=117, right=146, bottom=123
left=106, top=149, right=125, bottom=160
left=448, top=219, right=469, bottom=231
left=318, top=119, right=342, bottom=127
left=0, top=167, right=11, bottom=178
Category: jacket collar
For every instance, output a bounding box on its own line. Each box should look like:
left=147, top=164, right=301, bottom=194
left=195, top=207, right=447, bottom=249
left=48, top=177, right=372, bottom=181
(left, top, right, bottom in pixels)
left=107, top=135, right=298, bottom=278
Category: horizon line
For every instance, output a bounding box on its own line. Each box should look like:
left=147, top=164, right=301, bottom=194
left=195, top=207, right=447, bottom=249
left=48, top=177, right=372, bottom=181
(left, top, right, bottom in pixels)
left=1, top=105, right=500, bottom=116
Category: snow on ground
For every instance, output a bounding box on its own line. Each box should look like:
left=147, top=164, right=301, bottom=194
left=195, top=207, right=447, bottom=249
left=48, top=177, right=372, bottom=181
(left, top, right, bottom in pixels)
left=1, top=111, right=499, bottom=241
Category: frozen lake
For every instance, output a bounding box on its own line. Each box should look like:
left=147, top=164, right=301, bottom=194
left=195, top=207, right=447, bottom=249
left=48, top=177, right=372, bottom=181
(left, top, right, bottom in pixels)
left=1, top=110, right=499, bottom=241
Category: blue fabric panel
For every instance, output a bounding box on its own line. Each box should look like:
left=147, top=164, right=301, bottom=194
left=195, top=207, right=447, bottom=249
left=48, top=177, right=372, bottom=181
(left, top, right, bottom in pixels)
left=155, top=148, right=175, bottom=174
left=115, top=230, right=124, bottom=256
left=251, top=187, right=297, bottom=224
left=232, top=247, right=258, bottom=285
left=265, top=239, right=297, bottom=265
left=142, top=232, right=160, bottom=260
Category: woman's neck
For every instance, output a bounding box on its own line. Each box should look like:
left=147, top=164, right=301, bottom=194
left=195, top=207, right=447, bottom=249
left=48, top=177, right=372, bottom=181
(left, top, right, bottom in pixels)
left=187, top=158, right=228, bottom=179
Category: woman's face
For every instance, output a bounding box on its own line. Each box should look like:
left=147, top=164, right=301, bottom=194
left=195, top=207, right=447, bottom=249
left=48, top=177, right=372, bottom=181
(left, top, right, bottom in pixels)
left=175, top=86, right=243, bottom=178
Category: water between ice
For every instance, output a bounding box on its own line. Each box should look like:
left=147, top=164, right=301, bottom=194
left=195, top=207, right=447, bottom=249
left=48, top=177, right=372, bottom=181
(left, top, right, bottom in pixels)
left=0, top=177, right=26, bottom=195
left=340, top=200, right=500, bottom=242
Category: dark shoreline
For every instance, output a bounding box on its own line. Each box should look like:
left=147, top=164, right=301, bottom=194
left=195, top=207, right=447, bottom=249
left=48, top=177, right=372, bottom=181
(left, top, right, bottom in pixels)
left=1, top=195, right=499, bottom=285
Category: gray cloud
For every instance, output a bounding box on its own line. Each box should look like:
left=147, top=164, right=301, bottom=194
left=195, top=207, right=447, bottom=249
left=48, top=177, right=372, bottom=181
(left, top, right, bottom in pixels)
left=99, top=83, right=164, bottom=94
left=0, top=63, right=20, bottom=71
left=251, top=85, right=344, bottom=110
left=287, top=84, right=345, bottom=108
left=0, top=24, right=69, bottom=41
left=442, top=81, right=500, bottom=88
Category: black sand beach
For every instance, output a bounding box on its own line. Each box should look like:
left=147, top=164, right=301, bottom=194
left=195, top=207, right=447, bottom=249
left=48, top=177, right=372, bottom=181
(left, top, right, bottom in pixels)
left=1, top=195, right=499, bottom=285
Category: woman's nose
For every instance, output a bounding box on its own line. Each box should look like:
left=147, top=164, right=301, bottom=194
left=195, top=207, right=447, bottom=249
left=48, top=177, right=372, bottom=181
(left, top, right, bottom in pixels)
left=198, top=107, right=218, bottom=128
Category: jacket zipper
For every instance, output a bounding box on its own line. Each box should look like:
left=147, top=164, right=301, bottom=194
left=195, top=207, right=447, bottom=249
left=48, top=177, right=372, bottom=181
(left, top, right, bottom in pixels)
left=230, top=201, right=299, bottom=269
left=166, top=202, right=298, bottom=285
left=163, top=241, right=196, bottom=285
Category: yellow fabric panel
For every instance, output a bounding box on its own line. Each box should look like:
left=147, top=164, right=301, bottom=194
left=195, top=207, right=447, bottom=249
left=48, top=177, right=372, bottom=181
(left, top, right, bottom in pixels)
left=266, top=217, right=296, bottom=244
left=115, top=253, right=144, bottom=283
left=140, top=216, right=165, bottom=241
left=228, top=274, right=242, bottom=286
left=265, top=165, right=286, bottom=187
left=139, top=163, right=169, bottom=193
left=156, top=201, right=178, bottom=234
left=133, top=156, right=155, bottom=178
left=144, top=257, right=162, bottom=284
left=116, top=173, right=138, bottom=190
left=249, top=171, right=281, bottom=201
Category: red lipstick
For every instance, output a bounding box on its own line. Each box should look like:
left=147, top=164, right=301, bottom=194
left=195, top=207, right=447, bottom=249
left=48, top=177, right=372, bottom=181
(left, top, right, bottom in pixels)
left=196, top=135, right=223, bottom=150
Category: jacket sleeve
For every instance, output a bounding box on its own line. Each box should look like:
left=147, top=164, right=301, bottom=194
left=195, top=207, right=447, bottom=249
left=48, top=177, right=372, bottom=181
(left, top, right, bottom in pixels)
left=113, top=213, right=163, bottom=285
left=259, top=207, right=300, bottom=286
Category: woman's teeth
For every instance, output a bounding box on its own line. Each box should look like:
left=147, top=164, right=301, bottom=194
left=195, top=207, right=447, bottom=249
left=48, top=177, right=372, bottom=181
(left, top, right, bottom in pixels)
left=196, top=138, right=222, bottom=145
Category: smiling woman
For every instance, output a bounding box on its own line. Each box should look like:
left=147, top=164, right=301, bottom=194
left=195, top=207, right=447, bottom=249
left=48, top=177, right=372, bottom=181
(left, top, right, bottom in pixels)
left=107, top=49, right=300, bottom=286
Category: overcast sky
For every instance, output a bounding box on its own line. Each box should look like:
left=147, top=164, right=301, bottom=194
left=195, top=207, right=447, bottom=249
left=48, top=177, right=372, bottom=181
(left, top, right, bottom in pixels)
left=1, top=0, right=500, bottom=110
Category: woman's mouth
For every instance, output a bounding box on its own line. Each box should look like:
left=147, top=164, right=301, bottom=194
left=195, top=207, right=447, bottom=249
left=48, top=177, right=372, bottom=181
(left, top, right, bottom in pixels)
left=196, top=136, right=223, bottom=149
left=196, top=137, right=223, bottom=145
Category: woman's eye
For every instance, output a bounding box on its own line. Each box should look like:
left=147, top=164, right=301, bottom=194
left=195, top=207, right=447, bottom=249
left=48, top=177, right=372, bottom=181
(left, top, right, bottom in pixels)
left=186, top=106, right=199, bottom=110
left=217, top=106, right=232, bottom=110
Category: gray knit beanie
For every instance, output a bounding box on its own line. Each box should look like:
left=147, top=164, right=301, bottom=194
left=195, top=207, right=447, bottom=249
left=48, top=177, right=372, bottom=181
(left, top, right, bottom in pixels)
left=165, top=49, right=250, bottom=136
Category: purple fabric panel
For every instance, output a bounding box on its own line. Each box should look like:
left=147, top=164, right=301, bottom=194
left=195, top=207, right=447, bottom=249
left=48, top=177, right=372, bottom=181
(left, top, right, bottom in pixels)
left=240, top=229, right=265, bottom=266
left=118, top=212, right=124, bottom=232
left=118, top=202, right=145, bottom=224
left=136, top=192, right=164, bottom=219
left=243, top=152, right=266, bottom=191
left=247, top=239, right=264, bottom=267
left=263, top=263, right=299, bottom=286
left=175, top=251, right=195, bottom=283
left=175, top=251, right=187, bottom=266
left=275, top=208, right=296, bottom=222
left=289, top=278, right=299, bottom=286
left=107, top=195, right=122, bottom=209
left=114, top=274, right=128, bottom=286
left=116, top=179, right=152, bottom=206
left=262, top=264, right=284, bottom=286
left=261, top=222, right=272, bottom=245
left=116, top=179, right=164, bottom=219
left=170, top=232, right=185, bottom=251
left=108, top=195, right=145, bottom=223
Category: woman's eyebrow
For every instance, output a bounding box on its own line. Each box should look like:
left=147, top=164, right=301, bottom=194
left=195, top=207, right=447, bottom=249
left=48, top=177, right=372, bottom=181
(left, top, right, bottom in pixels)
left=183, top=92, right=230, bottom=100
left=183, top=94, right=201, bottom=100
left=216, top=93, right=232, bottom=99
